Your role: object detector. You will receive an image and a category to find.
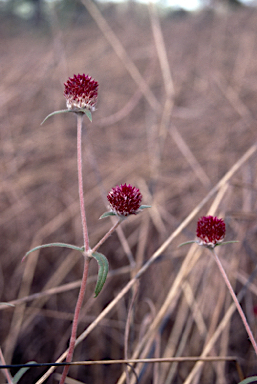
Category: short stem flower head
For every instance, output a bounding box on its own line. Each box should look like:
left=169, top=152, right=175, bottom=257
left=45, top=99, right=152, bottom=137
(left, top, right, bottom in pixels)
left=107, top=183, right=143, bottom=217
left=196, top=215, right=226, bottom=248
left=64, top=73, right=98, bottom=112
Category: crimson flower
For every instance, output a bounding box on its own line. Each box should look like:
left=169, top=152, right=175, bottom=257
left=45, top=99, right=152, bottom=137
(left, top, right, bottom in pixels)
left=107, top=184, right=142, bottom=217
left=196, top=216, right=226, bottom=248
left=64, top=74, right=98, bottom=111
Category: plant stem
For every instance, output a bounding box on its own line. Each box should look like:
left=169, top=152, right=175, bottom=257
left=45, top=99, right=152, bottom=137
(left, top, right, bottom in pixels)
left=212, top=249, right=257, bottom=356
left=59, top=114, right=91, bottom=384
left=59, top=256, right=90, bottom=384
left=91, top=219, right=122, bottom=254
left=77, top=113, right=90, bottom=252
left=59, top=223, right=121, bottom=384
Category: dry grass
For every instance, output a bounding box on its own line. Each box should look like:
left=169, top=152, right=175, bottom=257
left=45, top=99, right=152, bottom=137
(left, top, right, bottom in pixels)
left=1, top=2, right=257, bottom=383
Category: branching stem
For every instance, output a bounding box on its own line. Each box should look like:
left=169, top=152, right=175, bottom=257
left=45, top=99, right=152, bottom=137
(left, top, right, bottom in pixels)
left=91, top=219, right=122, bottom=254
left=59, top=256, right=90, bottom=384
left=59, top=114, right=123, bottom=384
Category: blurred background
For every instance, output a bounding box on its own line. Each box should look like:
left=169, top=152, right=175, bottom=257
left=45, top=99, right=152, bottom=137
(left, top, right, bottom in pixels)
left=1, top=0, right=257, bottom=383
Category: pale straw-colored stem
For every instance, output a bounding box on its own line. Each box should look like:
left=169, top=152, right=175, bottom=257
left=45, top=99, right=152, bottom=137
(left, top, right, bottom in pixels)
left=0, top=348, right=13, bottom=384
left=212, top=248, right=257, bottom=356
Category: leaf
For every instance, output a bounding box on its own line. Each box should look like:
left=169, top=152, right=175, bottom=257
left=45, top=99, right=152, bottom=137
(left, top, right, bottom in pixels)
left=41, top=108, right=93, bottom=125
left=237, top=377, right=257, bottom=384
left=85, top=109, right=92, bottom=122
left=216, top=240, right=240, bottom=247
left=23, top=243, right=84, bottom=261
left=41, top=109, right=72, bottom=125
left=139, top=205, right=151, bottom=210
left=12, top=361, right=37, bottom=383
left=178, top=240, right=197, bottom=248
left=0, top=302, right=15, bottom=307
left=91, top=252, right=109, bottom=297
left=99, top=211, right=117, bottom=219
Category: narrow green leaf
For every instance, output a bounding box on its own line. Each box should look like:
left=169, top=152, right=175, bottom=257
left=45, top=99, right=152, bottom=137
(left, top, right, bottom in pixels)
left=41, top=109, right=72, bottom=125
left=178, top=240, right=197, bottom=248
left=139, top=205, right=151, bottom=210
left=23, top=243, right=84, bottom=261
left=217, top=240, right=240, bottom=246
left=13, top=361, right=37, bottom=383
left=91, top=252, right=109, bottom=297
left=99, top=211, right=117, bottom=219
left=85, top=109, right=92, bottom=122
left=237, top=377, right=257, bottom=384
left=41, top=108, right=93, bottom=125
left=0, top=302, right=15, bottom=307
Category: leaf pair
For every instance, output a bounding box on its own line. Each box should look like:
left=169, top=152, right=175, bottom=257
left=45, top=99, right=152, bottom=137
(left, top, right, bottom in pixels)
left=100, top=205, right=151, bottom=219
left=23, top=243, right=108, bottom=297
left=41, top=108, right=92, bottom=125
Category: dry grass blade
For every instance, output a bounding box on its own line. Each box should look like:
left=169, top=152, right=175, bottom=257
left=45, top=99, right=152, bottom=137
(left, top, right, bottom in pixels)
left=0, top=348, right=13, bottom=384
left=81, top=0, right=161, bottom=112
left=169, top=124, right=211, bottom=188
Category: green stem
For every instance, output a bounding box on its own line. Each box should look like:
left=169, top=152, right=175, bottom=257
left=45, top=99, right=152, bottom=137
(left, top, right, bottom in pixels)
left=212, top=249, right=257, bottom=356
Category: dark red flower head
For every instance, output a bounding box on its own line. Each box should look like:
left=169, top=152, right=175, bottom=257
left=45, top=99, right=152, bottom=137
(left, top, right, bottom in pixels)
left=64, top=74, right=98, bottom=111
left=107, top=184, right=142, bottom=217
left=196, top=216, right=226, bottom=248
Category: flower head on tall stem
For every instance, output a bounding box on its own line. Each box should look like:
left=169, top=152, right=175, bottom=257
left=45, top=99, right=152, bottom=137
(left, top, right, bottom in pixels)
left=107, top=183, right=142, bottom=217
left=41, top=73, right=98, bottom=125
left=64, top=73, right=98, bottom=112
left=178, top=217, right=257, bottom=356
left=196, top=215, right=226, bottom=248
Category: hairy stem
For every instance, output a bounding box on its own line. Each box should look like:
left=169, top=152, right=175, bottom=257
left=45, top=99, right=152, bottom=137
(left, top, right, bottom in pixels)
left=59, top=114, right=91, bottom=384
left=213, top=249, right=257, bottom=356
left=91, top=219, right=122, bottom=254
left=77, top=113, right=90, bottom=252
left=59, top=256, right=90, bottom=384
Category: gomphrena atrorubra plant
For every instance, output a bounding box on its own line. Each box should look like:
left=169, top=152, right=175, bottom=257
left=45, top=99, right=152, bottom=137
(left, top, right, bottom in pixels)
left=25, top=73, right=151, bottom=384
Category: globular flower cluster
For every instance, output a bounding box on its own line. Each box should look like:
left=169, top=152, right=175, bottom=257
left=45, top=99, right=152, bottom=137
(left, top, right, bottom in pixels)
left=64, top=74, right=98, bottom=111
left=107, top=184, right=142, bottom=217
left=196, top=215, right=226, bottom=248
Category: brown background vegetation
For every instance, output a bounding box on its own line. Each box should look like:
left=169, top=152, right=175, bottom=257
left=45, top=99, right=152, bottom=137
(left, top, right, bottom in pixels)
left=1, top=2, right=257, bottom=383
